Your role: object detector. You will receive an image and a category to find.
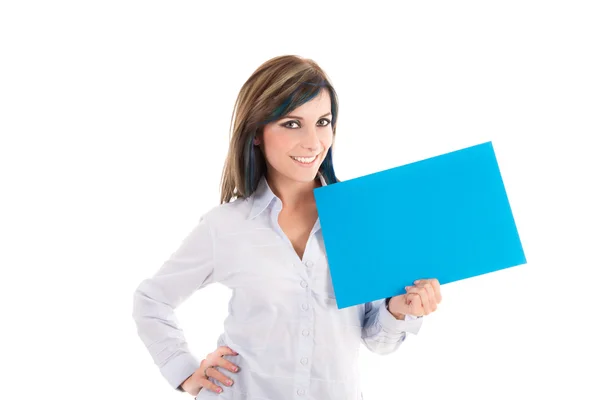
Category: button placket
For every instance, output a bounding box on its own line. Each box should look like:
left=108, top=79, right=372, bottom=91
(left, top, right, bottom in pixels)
left=294, top=233, right=317, bottom=397
left=296, top=271, right=313, bottom=398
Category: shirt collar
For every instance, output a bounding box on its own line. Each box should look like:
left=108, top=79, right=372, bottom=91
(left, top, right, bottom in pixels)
left=248, top=172, right=327, bottom=220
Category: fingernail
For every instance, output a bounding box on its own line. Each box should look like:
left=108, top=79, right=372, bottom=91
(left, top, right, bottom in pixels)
left=232, top=367, right=238, bottom=372
left=227, top=380, right=233, bottom=385
left=217, top=387, right=223, bottom=393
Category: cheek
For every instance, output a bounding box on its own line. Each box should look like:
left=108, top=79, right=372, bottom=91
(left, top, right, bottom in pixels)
left=320, top=131, right=334, bottom=149
left=263, top=135, right=292, bottom=163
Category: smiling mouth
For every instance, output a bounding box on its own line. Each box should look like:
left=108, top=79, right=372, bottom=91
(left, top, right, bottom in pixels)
left=290, top=154, right=319, bottom=164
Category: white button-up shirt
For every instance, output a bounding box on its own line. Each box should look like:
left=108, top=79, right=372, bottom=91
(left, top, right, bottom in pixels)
left=132, top=173, right=423, bottom=400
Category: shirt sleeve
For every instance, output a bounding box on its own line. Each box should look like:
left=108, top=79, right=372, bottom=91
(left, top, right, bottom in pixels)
left=132, top=215, right=218, bottom=391
left=360, top=298, right=423, bottom=355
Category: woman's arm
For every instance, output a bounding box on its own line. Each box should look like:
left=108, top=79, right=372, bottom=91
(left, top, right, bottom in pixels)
left=360, top=298, right=423, bottom=355
left=132, top=215, right=218, bottom=390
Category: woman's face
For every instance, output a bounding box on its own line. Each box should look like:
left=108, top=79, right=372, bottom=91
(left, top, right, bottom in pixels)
left=258, top=89, right=333, bottom=185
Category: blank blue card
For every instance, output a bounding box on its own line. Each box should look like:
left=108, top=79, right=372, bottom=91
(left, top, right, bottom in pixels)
left=314, top=141, right=527, bottom=309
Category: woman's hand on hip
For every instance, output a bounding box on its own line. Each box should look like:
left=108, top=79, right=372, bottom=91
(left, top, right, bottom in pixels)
left=181, top=346, right=240, bottom=396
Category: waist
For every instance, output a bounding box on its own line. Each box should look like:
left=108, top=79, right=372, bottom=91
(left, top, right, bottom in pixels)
left=196, top=346, right=362, bottom=400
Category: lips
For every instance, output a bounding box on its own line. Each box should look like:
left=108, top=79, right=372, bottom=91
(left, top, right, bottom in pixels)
left=290, top=155, right=318, bottom=164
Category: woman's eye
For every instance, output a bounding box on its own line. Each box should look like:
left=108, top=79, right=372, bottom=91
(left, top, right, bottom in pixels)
left=282, top=119, right=331, bottom=129
left=283, top=121, right=300, bottom=128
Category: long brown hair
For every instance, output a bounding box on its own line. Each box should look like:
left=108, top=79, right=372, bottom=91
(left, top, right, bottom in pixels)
left=219, top=55, right=340, bottom=204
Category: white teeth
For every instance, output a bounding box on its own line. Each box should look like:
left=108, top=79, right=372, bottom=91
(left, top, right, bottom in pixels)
left=291, top=156, right=317, bottom=164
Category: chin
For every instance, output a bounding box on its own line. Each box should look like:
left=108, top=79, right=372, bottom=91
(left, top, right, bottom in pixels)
left=289, top=171, right=319, bottom=183
left=271, top=157, right=324, bottom=184
left=283, top=167, right=321, bottom=183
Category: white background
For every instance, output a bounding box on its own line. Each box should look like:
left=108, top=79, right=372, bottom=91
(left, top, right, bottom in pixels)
left=1, top=1, right=599, bottom=399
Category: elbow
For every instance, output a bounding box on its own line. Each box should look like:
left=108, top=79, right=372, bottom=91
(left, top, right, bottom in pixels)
left=363, top=341, right=402, bottom=356
left=361, top=334, right=406, bottom=355
left=131, top=289, right=142, bottom=322
left=131, top=281, right=148, bottom=320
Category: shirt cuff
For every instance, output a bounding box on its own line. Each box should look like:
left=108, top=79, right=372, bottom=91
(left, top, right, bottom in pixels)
left=160, top=351, right=201, bottom=390
left=378, top=301, right=423, bottom=335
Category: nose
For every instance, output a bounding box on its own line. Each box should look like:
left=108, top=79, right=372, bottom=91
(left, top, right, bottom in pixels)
left=301, top=126, right=321, bottom=152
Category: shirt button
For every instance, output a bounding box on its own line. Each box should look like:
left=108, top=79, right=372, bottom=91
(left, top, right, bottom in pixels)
left=297, top=389, right=305, bottom=396
left=301, top=303, right=309, bottom=311
left=305, top=260, right=313, bottom=267
left=302, top=329, right=309, bottom=336
left=300, top=280, right=308, bottom=288
left=300, top=357, right=308, bottom=365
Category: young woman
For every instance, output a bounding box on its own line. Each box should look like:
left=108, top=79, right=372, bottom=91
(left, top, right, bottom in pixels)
left=132, top=55, right=442, bottom=399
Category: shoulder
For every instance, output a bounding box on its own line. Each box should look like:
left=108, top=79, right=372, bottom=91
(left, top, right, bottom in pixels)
left=201, top=196, right=254, bottom=237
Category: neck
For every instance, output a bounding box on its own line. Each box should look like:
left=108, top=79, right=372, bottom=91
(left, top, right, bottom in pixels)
left=266, top=170, right=321, bottom=209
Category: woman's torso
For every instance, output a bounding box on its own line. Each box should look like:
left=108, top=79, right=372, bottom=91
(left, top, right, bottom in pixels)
left=195, top=178, right=366, bottom=399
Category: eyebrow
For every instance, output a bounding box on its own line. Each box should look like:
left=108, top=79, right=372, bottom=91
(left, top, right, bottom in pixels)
left=282, top=112, right=332, bottom=120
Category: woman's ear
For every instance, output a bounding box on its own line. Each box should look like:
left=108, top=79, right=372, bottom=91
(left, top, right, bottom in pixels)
left=253, top=136, right=260, bottom=146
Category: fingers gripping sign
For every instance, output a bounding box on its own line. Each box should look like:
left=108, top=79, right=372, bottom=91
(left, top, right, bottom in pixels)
left=388, top=278, right=442, bottom=318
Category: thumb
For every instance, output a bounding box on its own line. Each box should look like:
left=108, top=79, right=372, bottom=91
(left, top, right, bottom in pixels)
left=405, top=293, right=423, bottom=315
